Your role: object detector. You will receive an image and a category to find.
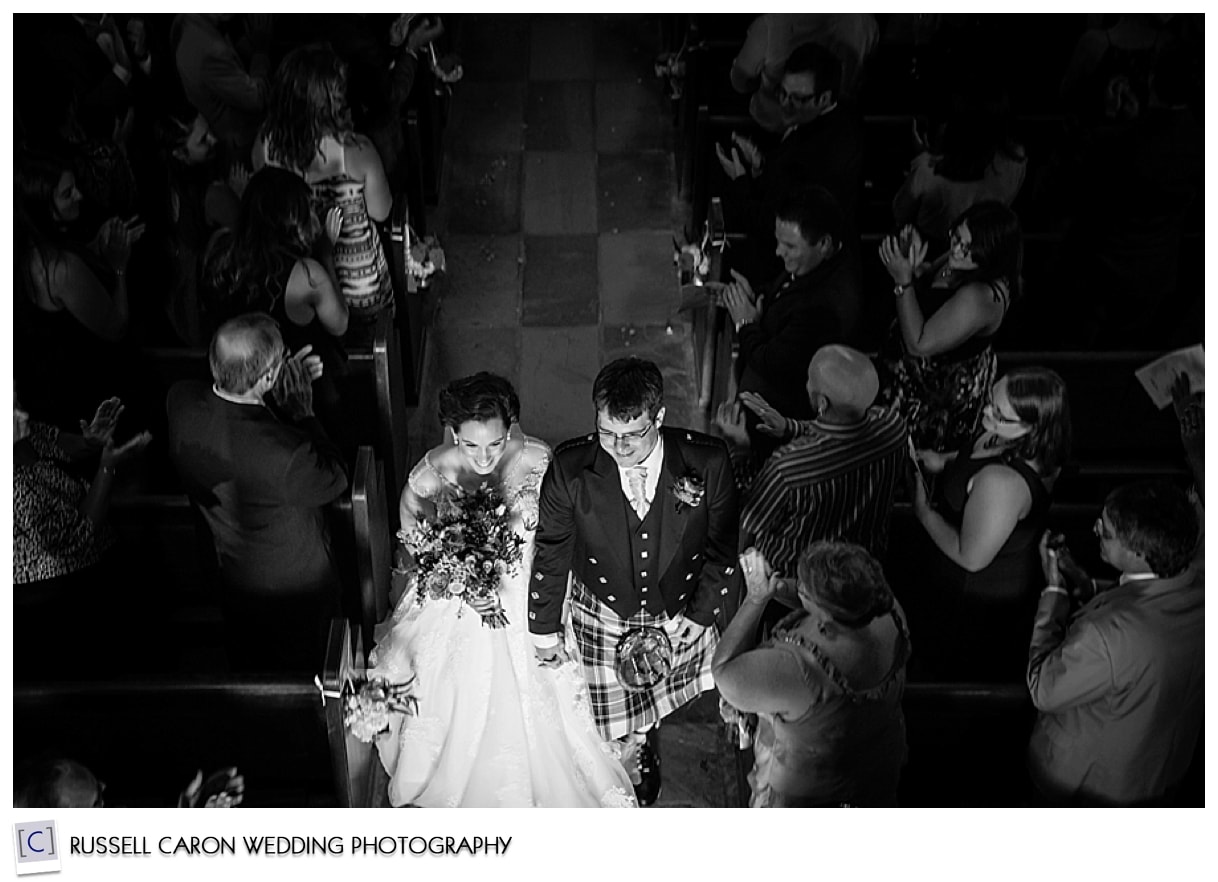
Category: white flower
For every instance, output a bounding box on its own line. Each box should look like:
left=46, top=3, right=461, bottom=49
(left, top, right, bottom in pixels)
left=449, top=581, right=467, bottom=595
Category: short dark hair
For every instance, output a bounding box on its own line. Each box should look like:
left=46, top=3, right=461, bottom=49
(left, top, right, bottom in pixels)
left=1104, top=481, right=1199, bottom=578
left=437, top=372, right=519, bottom=431
left=1003, top=367, right=1072, bottom=473
left=952, top=200, right=1023, bottom=301
left=208, top=313, right=283, bottom=395
left=783, top=42, right=843, bottom=101
left=797, top=541, right=894, bottom=629
left=592, top=358, right=664, bottom=422
left=774, top=185, right=844, bottom=246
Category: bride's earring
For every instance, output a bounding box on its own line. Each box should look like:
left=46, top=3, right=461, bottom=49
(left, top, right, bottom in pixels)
left=450, top=429, right=460, bottom=446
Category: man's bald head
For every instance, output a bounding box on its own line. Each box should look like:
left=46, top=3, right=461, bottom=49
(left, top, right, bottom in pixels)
left=807, top=345, right=879, bottom=421
left=209, top=313, right=283, bottom=395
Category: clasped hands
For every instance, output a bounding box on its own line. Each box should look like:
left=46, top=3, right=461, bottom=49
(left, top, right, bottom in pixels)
left=715, top=131, right=763, bottom=181
left=718, top=268, right=761, bottom=328
left=1038, top=531, right=1096, bottom=603
left=878, top=224, right=929, bottom=287
left=270, top=344, right=324, bottom=419
left=738, top=547, right=780, bottom=607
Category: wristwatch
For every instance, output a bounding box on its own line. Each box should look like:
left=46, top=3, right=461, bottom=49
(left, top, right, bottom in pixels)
left=893, top=282, right=914, bottom=297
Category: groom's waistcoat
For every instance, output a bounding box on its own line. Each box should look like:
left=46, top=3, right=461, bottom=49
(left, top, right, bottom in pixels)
left=529, top=427, right=741, bottom=636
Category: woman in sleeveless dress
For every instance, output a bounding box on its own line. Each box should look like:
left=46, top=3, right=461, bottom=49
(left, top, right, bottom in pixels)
left=369, top=373, right=636, bottom=807
left=877, top=200, right=1023, bottom=453
left=907, top=368, right=1072, bottom=681
left=714, top=542, right=910, bottom=807
left=202, top=166, right=356, bottom=451
left=253, top=44, right=394, bottom=320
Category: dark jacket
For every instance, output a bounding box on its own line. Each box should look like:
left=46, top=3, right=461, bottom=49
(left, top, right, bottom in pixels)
left=530, top=428, right=740, bottom=633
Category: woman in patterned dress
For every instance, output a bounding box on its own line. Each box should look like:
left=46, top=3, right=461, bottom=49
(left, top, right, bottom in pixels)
left=253, top=44, right=394, bottom=320
left=876, top=200, right=1023, bottom=453
left=368, top=373, right=636, bottom=807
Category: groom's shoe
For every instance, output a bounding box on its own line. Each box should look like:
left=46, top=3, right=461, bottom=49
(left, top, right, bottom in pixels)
left=634, top=727, right=661, bottom=807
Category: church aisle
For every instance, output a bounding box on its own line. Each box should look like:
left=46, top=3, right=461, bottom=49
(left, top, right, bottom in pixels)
left=412, top=13, right=740, bottom=807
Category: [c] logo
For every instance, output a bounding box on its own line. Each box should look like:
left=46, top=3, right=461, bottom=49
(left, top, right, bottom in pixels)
left=12, top=821, right=61, bottom=876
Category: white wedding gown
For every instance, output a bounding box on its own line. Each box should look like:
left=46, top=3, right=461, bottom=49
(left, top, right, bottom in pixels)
left=369, top=436, right=636, bottom=807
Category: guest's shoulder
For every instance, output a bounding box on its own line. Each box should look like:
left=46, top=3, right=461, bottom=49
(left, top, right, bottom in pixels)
left=167, top=379, right=211, bottom=410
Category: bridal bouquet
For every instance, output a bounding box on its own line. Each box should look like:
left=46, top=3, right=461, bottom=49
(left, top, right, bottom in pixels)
left=399, top=484, right=523, bottom=628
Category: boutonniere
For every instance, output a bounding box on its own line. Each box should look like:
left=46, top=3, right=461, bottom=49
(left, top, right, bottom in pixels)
left=671, top=470, right=706, bottom=513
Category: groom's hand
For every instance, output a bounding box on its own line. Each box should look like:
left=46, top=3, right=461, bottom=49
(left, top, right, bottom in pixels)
left=532, top=636, right=570, bottom=668
left=666, top=614, right=707, bottom=649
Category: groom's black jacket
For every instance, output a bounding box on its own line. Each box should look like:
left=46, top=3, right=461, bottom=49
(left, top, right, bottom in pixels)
left=529, top=427, right=740, bottom=635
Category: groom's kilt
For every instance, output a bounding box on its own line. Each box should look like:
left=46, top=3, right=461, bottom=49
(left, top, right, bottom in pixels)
left=567, top=575, right=717, bottom=741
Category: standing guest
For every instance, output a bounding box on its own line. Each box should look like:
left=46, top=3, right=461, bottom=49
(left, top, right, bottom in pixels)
left=172, top=14, right=273, bottom=165
left=719, top=186, right=861, bottom=458
left=714, top=543, right=910, bottom=807
left=718, top=43, right=863, bottom=277
left=891, top=84, right=1026, bottom=251
left=877, top=201, right=1022, bottom=452
left=907, top=368, right=1071, bottom=681
left=730, top=14, right=878, bottom=131
left=1028, top=481, right=1203, bottom=805
left=716, top=346, right=907, bottom=576
left=167, top=313, right=348, bottom=673
left=14, top=396, right=152, bottom=679
left=530, top=358, right=740, bottom=806
left=254, top=44, right=394, bottom=320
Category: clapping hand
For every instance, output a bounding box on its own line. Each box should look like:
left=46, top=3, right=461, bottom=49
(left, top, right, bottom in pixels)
left=178, top=767, right=244, bottom=808
left=227, top=163, right=252, bottom=200
left=99, top=429, right=153, bottom=471
left=713, top=400, right=750, bottom=449
left=738, top=392, right=788, bottom=438
left=270, top=346, right=322, bottom=420
left=95, top=216, right=146, bottom=272
left=80, top=397, right=124, bottom=448
left=323, top=206, right=343, bottom=246
left=738, top=547, right=779, bottom=606
left=878, top=225, right=927, bottom=287
left=721, top=268, right=760, bottom=328
left=714, top=141, right=747, bottom=180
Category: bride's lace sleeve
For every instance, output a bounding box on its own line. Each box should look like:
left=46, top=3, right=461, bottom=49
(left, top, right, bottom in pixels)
left=401, top=455, right=445, bottom=533
left=510, top=437, right=552, bottom=530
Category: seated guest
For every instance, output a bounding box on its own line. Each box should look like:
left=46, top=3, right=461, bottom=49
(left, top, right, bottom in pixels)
left=876, top=201, right=1022, bottom=452
left=907, top=368, right=1071, bottom=681
left=891, top=82, right=1026, bottom=251
left=716, top=345, right=907, bottom=571
left=718, top=43, right=863, bottom=276
left=14, top=754, right=243, bottom=808
left=730, top=14, right=878, bottom=131
left=14, top=395, right=152, bottom=679
left=714, top=542, right=910, bottom=807
left=254, top=43, right=394, bottom=320
left=719, top=186, right=861, bottom=459
left=167, top=313, right=349, bottom=673
left=1029, top=481, right=1202, bottom=805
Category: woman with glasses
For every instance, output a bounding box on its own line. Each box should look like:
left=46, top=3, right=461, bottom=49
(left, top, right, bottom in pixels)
left=877, top=200, right=1023, bottom=453
left=906, top=367, right=1072, bottom=680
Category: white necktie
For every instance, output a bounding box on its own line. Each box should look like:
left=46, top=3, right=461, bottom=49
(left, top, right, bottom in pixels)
left=626, top=466, right=649, bottom=520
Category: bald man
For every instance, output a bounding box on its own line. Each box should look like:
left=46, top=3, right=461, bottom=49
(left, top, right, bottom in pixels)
left=730, top=345, right=908, bottom=575
left=167, top=313, right=348, bottom=672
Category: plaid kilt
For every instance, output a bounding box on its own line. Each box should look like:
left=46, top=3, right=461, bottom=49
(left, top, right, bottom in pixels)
left=566, top=575, right=717, bottom=741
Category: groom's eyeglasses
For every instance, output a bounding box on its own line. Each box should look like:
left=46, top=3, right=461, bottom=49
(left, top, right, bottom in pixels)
left=596, top=421, right=655, bottom=445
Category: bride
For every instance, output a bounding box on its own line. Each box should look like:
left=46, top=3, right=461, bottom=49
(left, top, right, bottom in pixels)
left=369, top=373, right=636, bottom=807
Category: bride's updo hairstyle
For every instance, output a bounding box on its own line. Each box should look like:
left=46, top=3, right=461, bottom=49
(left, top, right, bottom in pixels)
left=437, top=372, right=520, bottom=431
left=796, top=541, right=895, bottom=630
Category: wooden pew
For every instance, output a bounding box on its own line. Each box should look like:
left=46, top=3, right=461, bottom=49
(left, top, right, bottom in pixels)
left=14, top=618, right=356, bottom=808
left=332, top=446, right=393, bottom=654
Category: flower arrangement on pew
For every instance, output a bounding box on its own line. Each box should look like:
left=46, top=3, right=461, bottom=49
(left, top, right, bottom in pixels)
left=402, top=226, right=446, bottom=292
left=399, top=484, right=524, bottom=629
left=344, top=676, right=419, bottom=742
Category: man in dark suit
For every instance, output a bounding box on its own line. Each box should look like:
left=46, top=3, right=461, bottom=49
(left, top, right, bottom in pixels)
left=530, top=358, right=740, bottom=805
left=167, top=313, right=348, bottom=672
left=721, top=185, right=862, bottom=459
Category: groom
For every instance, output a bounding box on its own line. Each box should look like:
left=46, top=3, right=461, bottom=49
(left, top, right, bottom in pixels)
left=530, top=357, right=740, bottom=805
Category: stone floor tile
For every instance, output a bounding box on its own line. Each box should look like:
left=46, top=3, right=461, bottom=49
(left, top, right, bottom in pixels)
left=521, top=152, right=598, bottom=236
left=594, top=13, right=662, bottom=81
left=597, top=151, right=678, bottom=233
left=430, top=326, right=521, bottom=399
left=436, top=234, right=523, bottom=330
left=522, top=235, right=600, bottom=327
left=596, top=80, right=674, bottom=153
left=525, top=81, right=596, bottom=152
left=601, top=323, right=697, bottom=428
left=445, top=82, right=527, bottom=155
left=443, top=153, right=522, bottom=236
left=529, top=17, right=597, bottom=81
left=598, top=231, right=681, bottom=326
left=518, top=326, right=602, bottom=448
left=457, top=15, right=531, bottom=82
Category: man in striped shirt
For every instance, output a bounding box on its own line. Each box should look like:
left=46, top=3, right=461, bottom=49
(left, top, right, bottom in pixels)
left=720, top=345, right=908, bottom=577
